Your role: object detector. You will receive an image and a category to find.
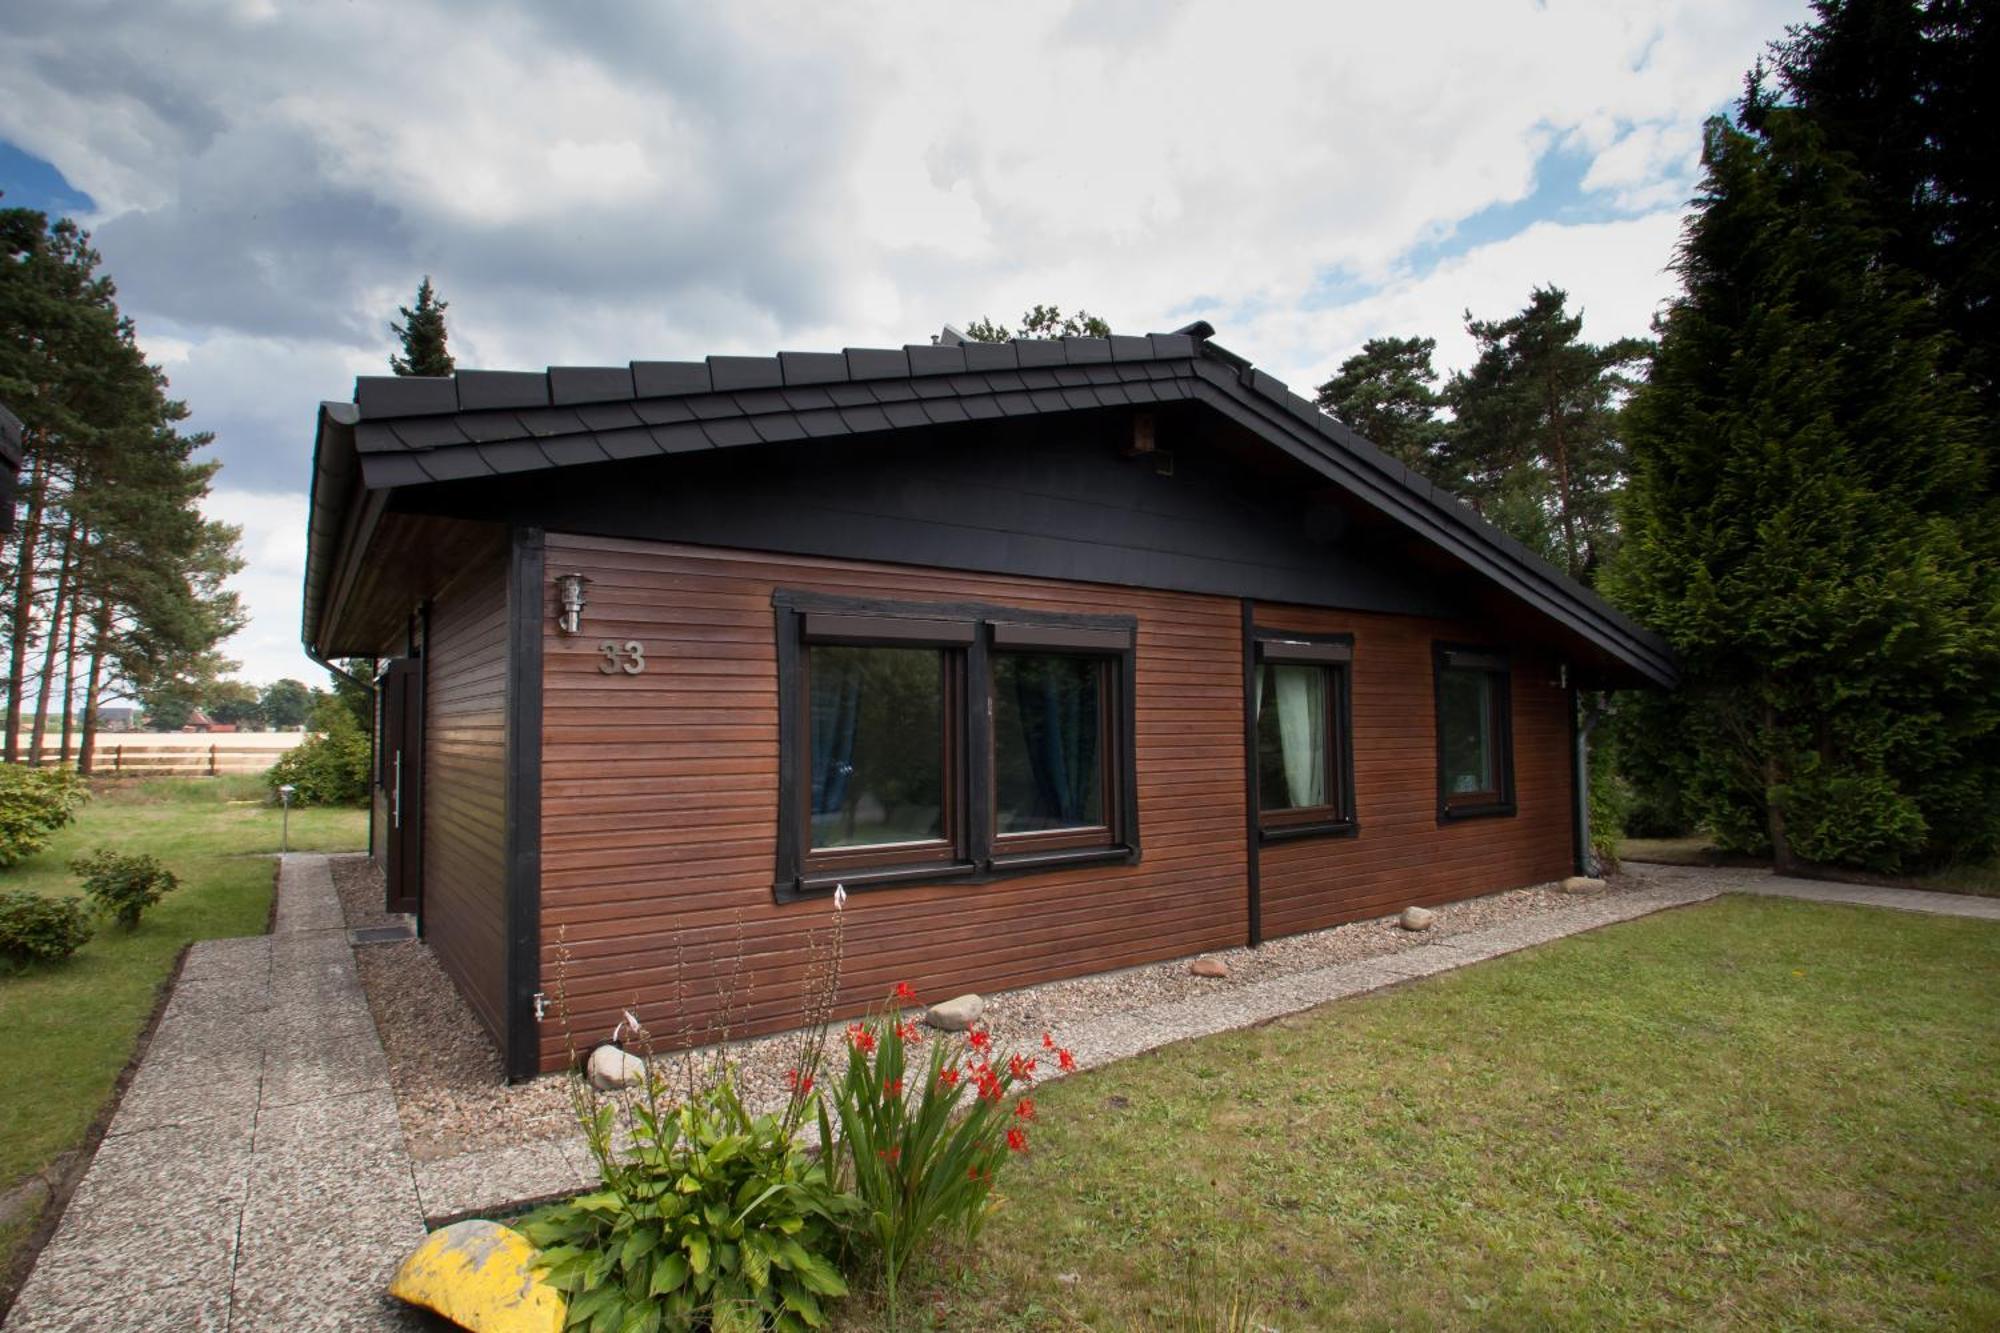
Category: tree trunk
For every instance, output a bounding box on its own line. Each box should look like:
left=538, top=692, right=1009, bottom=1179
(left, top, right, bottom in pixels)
left=78, top=606, right=106, bottom=775
left=29, top=518, right=76, bottom=765
left=58, top=565, right=81, bottom=765
left=1762, top=696, right=1795, bottom=874
left=4, top=450, right=48, bottom=763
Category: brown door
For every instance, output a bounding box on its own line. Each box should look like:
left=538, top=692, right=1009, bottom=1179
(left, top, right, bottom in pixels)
left=381, top=657, right=424, bottom=915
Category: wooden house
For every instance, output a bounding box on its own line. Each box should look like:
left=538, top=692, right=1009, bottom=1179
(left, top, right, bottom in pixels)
left=302, top=324, right=1673, bottom=1078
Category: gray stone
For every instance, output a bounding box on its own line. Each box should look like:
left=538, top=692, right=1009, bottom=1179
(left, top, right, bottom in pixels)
left=1562, top=875, right=1609, bottom=894
left=1399, top=906, right=1436, bottom=931
left=587, top=1044, right=647, bottom=1091
left=923, top=993, right=984, bottom=1031
left=1188, top=956, right=1229, bottom=978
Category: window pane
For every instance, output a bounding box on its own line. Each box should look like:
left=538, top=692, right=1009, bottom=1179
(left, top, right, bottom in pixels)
left=993, top=652, right=1104, bottom=834
left=808, top=646, right=945, bottom=849
left=1439, top=667, right=1496, bottom=796
left=1256, top=663, right=1330, bottom=811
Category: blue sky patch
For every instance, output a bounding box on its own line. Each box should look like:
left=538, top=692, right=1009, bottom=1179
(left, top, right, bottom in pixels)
left=0, top=141, right=96, bottom=219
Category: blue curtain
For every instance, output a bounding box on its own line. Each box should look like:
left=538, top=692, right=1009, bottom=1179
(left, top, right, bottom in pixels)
left=1013, top=659, right=1098, bottom=824
left=809, top=668, right=861, bottom=816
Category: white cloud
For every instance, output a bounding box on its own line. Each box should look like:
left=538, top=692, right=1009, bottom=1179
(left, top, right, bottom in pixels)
left=201, top=488, right=323, bottom=687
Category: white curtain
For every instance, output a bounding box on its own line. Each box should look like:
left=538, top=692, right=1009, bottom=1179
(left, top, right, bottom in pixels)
left=1273, top=665, right=1325, bottom=807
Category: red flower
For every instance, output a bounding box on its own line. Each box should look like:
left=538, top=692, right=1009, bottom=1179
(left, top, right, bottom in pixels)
left=1042, top=1031, right=1056, bottom=1050
left=967, top=1164, right=989, bottom=1183
left=895, top=1019, right=921, bottom=1043
left=877, top=1145, right=901, bottom=1162
left=1057, top=1047, right=1077, bottom=1072
left=968, top=1027, right=991, bottom=1052
left=845, top=1023, right=876, bottom=1054
left=1008, top=1053, right=1038, bottom=1082
left=884, top=1078, right=903, bottom=1097
left=1014, top=1097, right=1036, bottom=1121
left=938, top=1066, right=961, bottom=1088
left=1006, top=1127, right=1029, bottom=1153
left=894, top=981, right=917, bottom=1003
left=785, top=1068, right=814, bottom=1095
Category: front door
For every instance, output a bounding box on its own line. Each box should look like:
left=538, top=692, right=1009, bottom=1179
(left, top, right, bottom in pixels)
left=381, top=657, right=424, bottom=915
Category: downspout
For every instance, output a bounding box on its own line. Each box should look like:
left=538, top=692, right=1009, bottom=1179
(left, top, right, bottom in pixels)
left=1569, top=678, right=1596, bottom=877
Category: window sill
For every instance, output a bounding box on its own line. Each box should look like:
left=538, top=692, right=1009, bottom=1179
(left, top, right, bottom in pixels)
left=1438, top=801, right=1517, bottom=823
left=774, top=843, right=1138, bottom=902
left=786, top=859, right=979, bottom=900
left=1259, top=819, right=1359, bottom=845
left=986, top=843, right=1135, bottom=874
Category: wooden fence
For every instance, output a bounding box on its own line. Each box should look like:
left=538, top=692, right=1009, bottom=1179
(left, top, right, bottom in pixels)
left=93, top=743, right=296, bottom=777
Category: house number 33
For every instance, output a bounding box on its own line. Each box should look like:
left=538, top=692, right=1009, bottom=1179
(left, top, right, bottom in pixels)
left=596, top=640, right=646, bottom=675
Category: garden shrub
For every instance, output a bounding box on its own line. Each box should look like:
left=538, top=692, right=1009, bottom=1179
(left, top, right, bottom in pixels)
left=819, top=983, right=1066, bottom=1320
left=71, top=848, right=179, bottom=929
left=0, top=765, right=89, bottom=867
left=522, top=1075, right=853, bottom=1332
left=267, top=696, right=370, bottom=806
left=0, top=890, right=94, bottom=968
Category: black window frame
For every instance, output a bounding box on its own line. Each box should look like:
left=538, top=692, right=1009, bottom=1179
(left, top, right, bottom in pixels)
left=1433, top=642, right=1516, bottom=822
left=1246, top=628, right=1357, bottom=843
left=774, top=591, right=1139, bottom=900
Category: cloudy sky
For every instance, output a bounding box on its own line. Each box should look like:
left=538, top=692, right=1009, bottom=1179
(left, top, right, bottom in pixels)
left=1, top=0, right=1805, bottom=686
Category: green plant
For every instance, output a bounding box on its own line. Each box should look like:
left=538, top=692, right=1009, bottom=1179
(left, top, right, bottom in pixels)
left=267, top=696, right=370, bottom=806
left=0, top=890, right=94, bottom=969
left=0, top=765, right=89, bottom=867
left=522, top=1074, right=854, bottom=1332
left=819, top=984, right=1067, bottom=1323
left=70, top=848, right=179, bottom=929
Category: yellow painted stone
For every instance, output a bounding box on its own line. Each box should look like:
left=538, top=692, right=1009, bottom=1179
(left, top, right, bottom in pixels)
left=388, top=1219, right=567, bottom=1333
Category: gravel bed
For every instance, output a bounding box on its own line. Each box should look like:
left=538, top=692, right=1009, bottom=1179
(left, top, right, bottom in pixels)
left=334, top=854, right=1639, bottom=1163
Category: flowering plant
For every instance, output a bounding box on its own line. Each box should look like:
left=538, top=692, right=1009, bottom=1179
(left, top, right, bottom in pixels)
left=818, top=985, right=1073, bottom=1321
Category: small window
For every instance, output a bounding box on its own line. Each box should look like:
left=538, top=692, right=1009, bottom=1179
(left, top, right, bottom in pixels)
left=1434, top=645, right=1514, bottom=819
left=1250, top=633, right=1353, bottom=837
left=993, top=651, right=1112, bottom=846
left=775, top=594, right=1137, bottom=897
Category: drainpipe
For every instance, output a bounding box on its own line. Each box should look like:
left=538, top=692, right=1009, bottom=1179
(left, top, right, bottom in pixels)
left=1570, top=681, right=1597, bottom=877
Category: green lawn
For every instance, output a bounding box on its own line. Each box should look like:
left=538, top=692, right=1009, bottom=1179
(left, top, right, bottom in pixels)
left=871, top=896, right=2000, bottom=1330
left=0, top=776, right=366, bottom=1275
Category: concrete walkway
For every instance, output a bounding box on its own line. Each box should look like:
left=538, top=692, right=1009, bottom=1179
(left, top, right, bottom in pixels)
left=4, top=856, right=426, bottom=1332
left=1627, top=860, right=2000, bottom=921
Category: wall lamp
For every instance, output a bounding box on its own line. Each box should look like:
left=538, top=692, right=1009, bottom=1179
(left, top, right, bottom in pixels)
left=554, top=572, right=592, bottom=635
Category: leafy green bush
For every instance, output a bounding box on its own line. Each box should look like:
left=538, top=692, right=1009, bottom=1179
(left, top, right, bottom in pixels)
left=71, top=848, right=179, bottom=929
left=0, top=890, right=94, bottom=968
left=267, top=696, right=370, bottom=807
left=0, top=765, right=89, bottom=867
left=819, top=985, right=1060, bottom=1320
left=522, top=1077, right=853, bottom=1332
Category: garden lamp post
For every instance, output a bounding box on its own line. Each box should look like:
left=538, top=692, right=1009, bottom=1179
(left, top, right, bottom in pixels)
left=278, top=784, right=295, bottom=855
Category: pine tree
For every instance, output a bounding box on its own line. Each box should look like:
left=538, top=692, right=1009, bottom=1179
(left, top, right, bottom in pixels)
left=1443, top=288, right=1650, bottom=582
left=1314, top=336, right=1455, bottom=486
left=1605, top=113, right=2000, bottom=872
left=390, top=276, right=455, bottom=377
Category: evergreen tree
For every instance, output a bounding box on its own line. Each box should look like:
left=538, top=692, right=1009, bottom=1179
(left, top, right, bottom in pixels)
left=963, top=303, right=1110, bottom=342
left=260, top=678, right=313, bottom=729
left=1443, top=288, right=1650, bottom=582
left=1314, top=336, right=1455, bottom=486
left=1605, top=113, right=2000, bottom=872
left=390, top=276, right=454, bottom=377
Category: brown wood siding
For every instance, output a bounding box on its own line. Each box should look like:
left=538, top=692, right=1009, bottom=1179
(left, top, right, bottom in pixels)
left=1253, top=601, right=1574, bottom=940
left=536, top=535, right=1248, bottom=1070
left=423, top=557, right=511, bottom=1047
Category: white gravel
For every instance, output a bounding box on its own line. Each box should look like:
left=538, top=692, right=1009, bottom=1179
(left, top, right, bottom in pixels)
left=332, top=853, right=1641, bottom=1163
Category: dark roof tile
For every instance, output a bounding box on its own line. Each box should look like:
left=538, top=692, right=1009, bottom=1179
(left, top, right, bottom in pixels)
left=596, top=427, right=664, bottom=461
left=962, top=341, right=1018, bottom=372
left=750, top=414, right=810, bottom=444
left=708, top=355, right=783, bottom=391
left=1107, top=334, right=1154, bottom=362
left=837, top=404, right=893, bottom=435
left=415, top=448, right=495, bottom=482
left=824, top=383, right=879, bottom=408
left=1244, top=368, right=1289, bottom=402
left=960, top=396, right=1004, bottom=421
left=1059, top=386, right=1099, bottom=411
left=633, top=397, right=696, bottom=426
left=353, top=422, right=405, bottom=453
left=1015, top=339, right=1067, bottom=368
left=549, top=365, right=636, bottom=405
left=779, top=351, right=848, bottom=385
left=795, top=409, right=848, bottom=438
left=728, top=389, right=791, bottom=417
left=921, top=398, right=971, bottom=425
left=1064, top=336, right=1111, bottom=364
left=576, top=402, right=643, bottom=431
left=1147, top=333, right=1196, bottom=359
left=778, top=386, right=837, bottom=413
left=359, top=453, right=432, bottom=487
left=869, top=380, right=918, bottom=403
left=391, top=417, right=472, bottom=450
left=456, top=370, right=550, bottom=411
left=474, top=440, right=551, bottom=474
left=355, top=375, right=457, bottom=418
left=906, top=344, right=966, bottom=376
left=844, top=347, right=909, bottom=380
left=514, top=407, right=587, bottom=439
left=632, top=361, right=711, bottom=397
left=652, top=423, right=711, bottom=454
left=883, top=401, right=930, bottom=429
left=686, top=394, right=742, bottom=421
left=539, top=436, right=611, bottom=467
left=702, top=418, right=763, bottom=448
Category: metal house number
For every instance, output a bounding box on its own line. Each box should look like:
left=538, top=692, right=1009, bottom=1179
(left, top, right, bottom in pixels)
left=597, top=640, right=646, bottom=675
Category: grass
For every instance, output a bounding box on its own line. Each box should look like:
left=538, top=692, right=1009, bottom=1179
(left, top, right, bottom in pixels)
left=862, top=896, right=2000, bottom=1330
left=0, top=775, right=366, bottom=1275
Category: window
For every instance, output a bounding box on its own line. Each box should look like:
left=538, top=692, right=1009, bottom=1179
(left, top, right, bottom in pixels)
left=1434, top=645, right=1514, bottom=820
left=775, top=595, right=1137, bottom=898
left=1249, top=632, right=1354, bottom=838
